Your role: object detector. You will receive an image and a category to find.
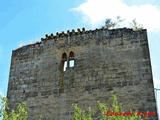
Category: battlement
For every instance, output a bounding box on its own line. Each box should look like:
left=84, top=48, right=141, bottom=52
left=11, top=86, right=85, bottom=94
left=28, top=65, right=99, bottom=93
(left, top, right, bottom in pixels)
left=13, top=27, right=147, bottom=56
left=41, top=27, right=146, bottom=41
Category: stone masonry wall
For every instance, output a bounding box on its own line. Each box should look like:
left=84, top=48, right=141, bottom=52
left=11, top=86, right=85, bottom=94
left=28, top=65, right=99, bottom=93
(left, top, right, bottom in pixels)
left=7, top=28, right=157, bottom=120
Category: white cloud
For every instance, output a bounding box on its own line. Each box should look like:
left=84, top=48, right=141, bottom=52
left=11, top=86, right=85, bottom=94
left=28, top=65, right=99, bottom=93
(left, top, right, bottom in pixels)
left=72, top=0, right=160, bottom=32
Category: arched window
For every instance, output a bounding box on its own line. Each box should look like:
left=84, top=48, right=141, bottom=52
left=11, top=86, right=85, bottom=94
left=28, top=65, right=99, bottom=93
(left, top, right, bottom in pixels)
left=69, top=51, right=74, bottom=68
left=62, top=53, right=67, bottom=71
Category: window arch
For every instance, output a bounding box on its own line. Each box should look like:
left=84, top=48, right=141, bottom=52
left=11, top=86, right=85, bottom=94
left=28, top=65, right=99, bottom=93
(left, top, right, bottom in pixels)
left=62, top=53, right=67, bottom=60
left=62, top=53, right=67, bottom=71
left=69, top=51, right=74, bottom=58
left=69, top=51, right=75, bottom=68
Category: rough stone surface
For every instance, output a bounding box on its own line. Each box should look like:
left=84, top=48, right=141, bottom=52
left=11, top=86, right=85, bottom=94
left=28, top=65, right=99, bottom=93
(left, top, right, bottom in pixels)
left=7, top=28, right=157, bottom=120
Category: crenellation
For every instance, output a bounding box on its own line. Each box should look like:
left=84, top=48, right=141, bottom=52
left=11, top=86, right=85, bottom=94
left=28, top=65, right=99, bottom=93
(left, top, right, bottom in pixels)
left=15, top=28, right=147, bottom=55
left=77, top=28, right=81, bottom=33
left=82, top=27, right=85, bottom=32
left=45, top=34, right=49, bottom=39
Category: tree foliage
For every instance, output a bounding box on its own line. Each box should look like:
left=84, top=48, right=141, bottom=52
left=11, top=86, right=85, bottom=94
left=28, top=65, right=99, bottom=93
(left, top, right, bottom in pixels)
left=102, top=16, right=144, bottom=30
left=1, top=93, right=146, bottom=120
left=0, top=95, right=28, bottom=120
left=102, top=16, right=124, bottom=29
left=72, top=93, right=144, bottom=120
left=72, top=105, right=93, bottom=120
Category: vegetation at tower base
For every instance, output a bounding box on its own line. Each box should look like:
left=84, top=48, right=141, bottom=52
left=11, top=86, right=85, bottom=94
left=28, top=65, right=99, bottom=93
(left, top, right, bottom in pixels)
left=1, top=94, right=145, bottom=120
left=72, top=93, right=144, bottom=120
left=0, top=95, right=28, bottom=120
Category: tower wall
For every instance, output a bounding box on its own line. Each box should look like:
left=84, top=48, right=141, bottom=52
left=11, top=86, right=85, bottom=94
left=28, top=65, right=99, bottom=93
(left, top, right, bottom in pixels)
left=7, top=28, right=157, bottom=119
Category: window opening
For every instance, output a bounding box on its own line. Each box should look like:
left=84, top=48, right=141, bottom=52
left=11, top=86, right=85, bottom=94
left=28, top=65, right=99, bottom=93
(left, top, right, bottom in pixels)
left=63, top=61, right=67, bottom=71
left=69, top=51, right=75, bottom=68
left=69, top=60, right=74, bottom=67
left=62, top=53, right=67, bottom=72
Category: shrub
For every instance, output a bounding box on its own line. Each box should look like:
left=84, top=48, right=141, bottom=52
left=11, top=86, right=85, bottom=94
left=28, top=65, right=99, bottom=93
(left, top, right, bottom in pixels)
left=72, top=93, right=144, bottom=120
left=0, top=95, right=28, bottom=120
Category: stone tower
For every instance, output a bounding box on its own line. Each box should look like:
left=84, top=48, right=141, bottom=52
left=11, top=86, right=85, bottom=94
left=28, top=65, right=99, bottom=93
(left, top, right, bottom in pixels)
left=7, top=28, right=158, bottom=119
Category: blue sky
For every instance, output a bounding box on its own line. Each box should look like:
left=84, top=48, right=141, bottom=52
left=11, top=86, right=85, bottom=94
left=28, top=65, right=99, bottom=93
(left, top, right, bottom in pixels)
left=0, top=0, right=88, bottom=97
left=0, top=0, right=160, bottom=117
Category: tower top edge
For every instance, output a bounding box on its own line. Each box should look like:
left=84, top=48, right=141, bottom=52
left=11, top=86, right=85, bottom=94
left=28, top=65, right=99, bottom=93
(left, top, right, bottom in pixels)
left=13, top=27, right=147, bottom=52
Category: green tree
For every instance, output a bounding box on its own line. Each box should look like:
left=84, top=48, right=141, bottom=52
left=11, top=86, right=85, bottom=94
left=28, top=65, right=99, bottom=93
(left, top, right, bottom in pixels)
left=0, top=95, right=28, bottom=120
left=97, top=94, right=143, bottom=120
left=72, top=93, right=144, bottom=120
left=72, top=105, right=93, bottom=120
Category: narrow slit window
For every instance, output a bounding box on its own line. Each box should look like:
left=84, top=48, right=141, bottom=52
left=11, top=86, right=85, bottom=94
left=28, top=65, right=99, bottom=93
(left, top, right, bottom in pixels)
left=62, top=53, right=67, bottom=72
left=69, top=60, right=74, bottom=67
left=63, top=61, right=67, bottom=71
left=69, top=51, right=75, bottom=68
